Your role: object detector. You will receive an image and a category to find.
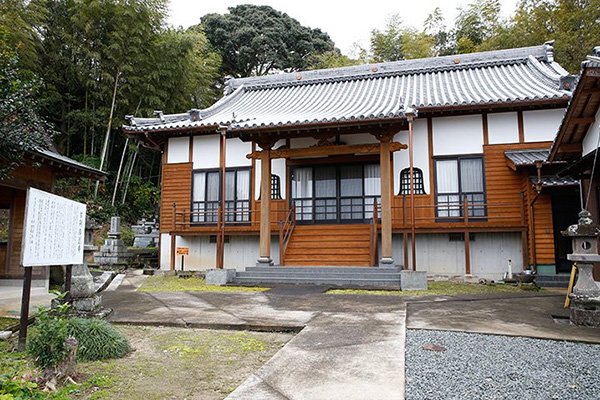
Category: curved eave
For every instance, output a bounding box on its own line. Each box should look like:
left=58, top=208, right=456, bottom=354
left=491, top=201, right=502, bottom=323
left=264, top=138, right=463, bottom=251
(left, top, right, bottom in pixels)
left=123, top=96, right=569, bottom=138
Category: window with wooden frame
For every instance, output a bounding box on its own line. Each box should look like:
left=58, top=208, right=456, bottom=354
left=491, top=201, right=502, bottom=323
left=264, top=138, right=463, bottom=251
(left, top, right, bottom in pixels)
left=399, top=168, right=426, bottom=195
left=271, top=174, right=282, bottom=200
left=191, top=167, right=251, bottom=223
left=435, top=156, right=486, bottom=219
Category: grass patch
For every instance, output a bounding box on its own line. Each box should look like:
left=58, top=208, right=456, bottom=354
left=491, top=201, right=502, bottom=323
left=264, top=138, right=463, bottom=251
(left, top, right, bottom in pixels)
left=138, top=275, right=269, bottom=293
left=77, top=325, right=292, bottom=399
left=328, top=281, right=536, bottom=297
left=0, top=316, right=18, bottom=330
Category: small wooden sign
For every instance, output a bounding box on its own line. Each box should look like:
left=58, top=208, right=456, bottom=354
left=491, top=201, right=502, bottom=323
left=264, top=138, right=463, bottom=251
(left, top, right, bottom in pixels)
left=176, top=247, right=189, bottom=255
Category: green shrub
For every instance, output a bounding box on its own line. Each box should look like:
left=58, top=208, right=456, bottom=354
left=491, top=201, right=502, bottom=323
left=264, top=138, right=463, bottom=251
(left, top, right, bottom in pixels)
left=26, top=310, right=70, bottom=370
left=66, top=319, right=130, bottom=361
left=28, top=307, right=130, bottom=370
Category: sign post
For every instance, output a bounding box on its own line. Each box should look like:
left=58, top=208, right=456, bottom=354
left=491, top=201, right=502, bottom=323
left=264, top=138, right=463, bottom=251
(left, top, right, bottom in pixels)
left=18, top=188, right=86, bottom=350
left=176, top=247, right=189, bottom=271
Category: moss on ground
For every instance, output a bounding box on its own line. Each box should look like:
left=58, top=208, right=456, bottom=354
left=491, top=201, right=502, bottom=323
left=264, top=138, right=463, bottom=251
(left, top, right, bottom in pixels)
left=328, top=281, right=538, bottom=297
left=0, top=316, right=18, bottom=330
left=77, top=325, right=291, bottom=399
left=138, top=275, right=269, bottom=293
left=1, top=325, right=291, bottom=399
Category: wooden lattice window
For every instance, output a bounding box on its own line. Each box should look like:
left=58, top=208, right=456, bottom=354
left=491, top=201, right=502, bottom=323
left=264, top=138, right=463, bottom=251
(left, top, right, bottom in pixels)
left=399, top=168, right=426, bottom=195
left=259, top=174, right=282, bottom=200
left=271, top=174, right=282, bottom=200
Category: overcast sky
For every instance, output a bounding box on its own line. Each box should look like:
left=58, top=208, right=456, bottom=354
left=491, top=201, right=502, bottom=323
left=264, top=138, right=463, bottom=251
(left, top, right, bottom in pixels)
left=167, top=0, right=519, bottom=56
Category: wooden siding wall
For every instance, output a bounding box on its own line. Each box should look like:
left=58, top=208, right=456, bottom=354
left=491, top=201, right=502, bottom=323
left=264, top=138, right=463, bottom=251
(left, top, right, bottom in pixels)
left=160, top=162, right=192, bottom=232
left=483, top=144, right=528, bottom=225
left=253, top=199, right=288, bottom=228
left=1, top=163, right=55, bottom=279
left=523, top=180, right=555, bottom=265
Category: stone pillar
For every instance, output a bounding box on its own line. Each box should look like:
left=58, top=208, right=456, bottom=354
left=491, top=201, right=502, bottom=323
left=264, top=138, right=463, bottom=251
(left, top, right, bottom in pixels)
left=257, top=142, right=273, bottom=266
left=562, top=210, right=600, bottom=327
left=379, top=134, right=394, bottom=267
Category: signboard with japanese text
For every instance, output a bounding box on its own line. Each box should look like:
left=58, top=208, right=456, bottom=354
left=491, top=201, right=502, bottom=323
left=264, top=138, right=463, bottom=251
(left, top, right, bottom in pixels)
left=21, top=188, right=86, bottom=267
left=176, top=247, right=189, bottom=255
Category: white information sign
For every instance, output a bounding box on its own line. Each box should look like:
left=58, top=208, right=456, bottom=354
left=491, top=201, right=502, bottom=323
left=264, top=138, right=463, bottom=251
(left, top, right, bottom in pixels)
left=21, top=188, right=86, bottom=267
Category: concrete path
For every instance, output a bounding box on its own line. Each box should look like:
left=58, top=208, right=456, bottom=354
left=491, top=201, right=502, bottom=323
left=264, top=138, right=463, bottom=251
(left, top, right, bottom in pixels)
left=101, top=275, right=600, bottom=399
left=407, top=295, right=600, bottom=343
left=0, top=286, right=54, bottom=318
left=226, top=311, right=406, bottom=400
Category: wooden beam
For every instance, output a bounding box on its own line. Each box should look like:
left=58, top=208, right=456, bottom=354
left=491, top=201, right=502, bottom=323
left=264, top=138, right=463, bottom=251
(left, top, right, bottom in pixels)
left=257, top=141, right=273, bottom=265
left=427, top=118, right=434, bottom=197
left=557, top=143, right=583, bottom=154
left=482, top=113, right=489, bottom=146
left=464, top=231, right=471, bottom=275
left=379, top=134, right=394, bottom=265
left=570, top=116, right=596, bottom=124
left=246, top=141, right=407, bottom=160
left=517, top=111, right=525, bottom=143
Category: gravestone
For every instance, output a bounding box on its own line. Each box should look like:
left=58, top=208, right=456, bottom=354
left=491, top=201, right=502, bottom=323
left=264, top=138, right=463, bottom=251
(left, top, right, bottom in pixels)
left=93, top=216, right=132, bottom=268
left=132, top=218, right=159, bottom=248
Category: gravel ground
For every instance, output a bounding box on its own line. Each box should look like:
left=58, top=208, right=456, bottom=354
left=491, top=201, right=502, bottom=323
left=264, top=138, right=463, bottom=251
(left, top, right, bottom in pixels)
left=405, top=329, right=600, bottom=400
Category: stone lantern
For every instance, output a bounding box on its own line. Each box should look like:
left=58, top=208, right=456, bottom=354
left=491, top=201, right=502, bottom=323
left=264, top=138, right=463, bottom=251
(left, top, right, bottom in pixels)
left=562, top=210, right=600, bottom=327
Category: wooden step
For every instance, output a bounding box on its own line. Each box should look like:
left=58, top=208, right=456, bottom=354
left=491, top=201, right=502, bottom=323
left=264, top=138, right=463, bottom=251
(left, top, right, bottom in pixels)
left=286, top=241, right=370, bottom=249
left=286, top=248, right=370, bottom=256
left=284, top=224, right=372, bottom=267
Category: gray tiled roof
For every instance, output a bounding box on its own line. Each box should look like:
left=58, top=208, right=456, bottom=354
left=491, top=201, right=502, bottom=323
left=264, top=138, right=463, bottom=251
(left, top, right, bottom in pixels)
left=530, top=175, right=579, bottom=187
left=32, top=148, right=106, bottom=178
left=124, top=43, right=572, bottom=133
left=505, top=149, right=550, bottom=166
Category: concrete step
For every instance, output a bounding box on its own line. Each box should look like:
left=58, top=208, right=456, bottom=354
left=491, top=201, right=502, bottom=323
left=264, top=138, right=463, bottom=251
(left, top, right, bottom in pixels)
left=248, top=267, right=401, bottom=273
left=536, top=274, right=570, bottom=288
left=233, top=276, right=400, bottom=288
left=237, top=272, right=402, bottom=280
left=234, top=265, right=402, bottom=288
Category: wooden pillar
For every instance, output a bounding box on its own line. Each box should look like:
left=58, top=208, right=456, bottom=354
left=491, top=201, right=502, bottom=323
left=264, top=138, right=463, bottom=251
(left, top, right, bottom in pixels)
left=257, top=140, right=273, bottom=265
left=378, top=134, right=394, bottom=266
left=170, top=202, right=176, bottom=271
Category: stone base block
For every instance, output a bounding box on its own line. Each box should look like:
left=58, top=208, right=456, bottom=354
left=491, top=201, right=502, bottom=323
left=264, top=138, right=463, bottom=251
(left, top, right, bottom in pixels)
left=256, top=257, right=273, bottom=267
left=72, top=294, right=102, bottom=312
left=378, top=257, right=395, bottom=268
left=400, top=270, right=428, bottom=291
left=570, top=307, right=600, bottom=327
left=205, top=269, right=236, bottom=286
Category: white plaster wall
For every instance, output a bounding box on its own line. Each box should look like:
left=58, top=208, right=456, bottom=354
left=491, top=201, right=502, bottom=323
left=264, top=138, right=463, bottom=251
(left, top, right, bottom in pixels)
left=272, top=159, right=286, bottom=199
left=159, top=233, right=171, bottom=270
left=392, top=234, right=464, bottom=275
left=488, top=112, right=519, bottom=144
left=193, top=135, right=220, bottom=169
left=167, top=137, right=189, bottom=163
left=339, top=133, right=379, bottom=144
left=290, top=137, right=317, bottom=149
left=523, top=109, right=565, bottom=143
left=470, top=232, right=523, bottom=279
left=159, top=233, right=280, bottom=271
left=392, top=232, right=521, bottom=279
left=255, top=140, right=286, bottom=200
left=582, top=107, right=600, bottom=156
left=393, top=119, right=430, bottom=194
left=432, top=115, right=483, bottom=156
left=226, top=138, right=252, bottom=167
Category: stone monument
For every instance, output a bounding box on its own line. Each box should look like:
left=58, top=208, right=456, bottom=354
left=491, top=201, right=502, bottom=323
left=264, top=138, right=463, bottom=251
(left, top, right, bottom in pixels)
left=132, top=218, right=159, bottom=248
left=68, top=264, right=110, bottom=317
left=562, top=210, right=600, bottom=327
left=94, top=216, right=131, bottom=268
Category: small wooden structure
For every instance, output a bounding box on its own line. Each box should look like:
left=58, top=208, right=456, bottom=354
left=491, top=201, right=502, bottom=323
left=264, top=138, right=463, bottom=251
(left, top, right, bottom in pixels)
left=0, top=148, right=105, bottom=285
